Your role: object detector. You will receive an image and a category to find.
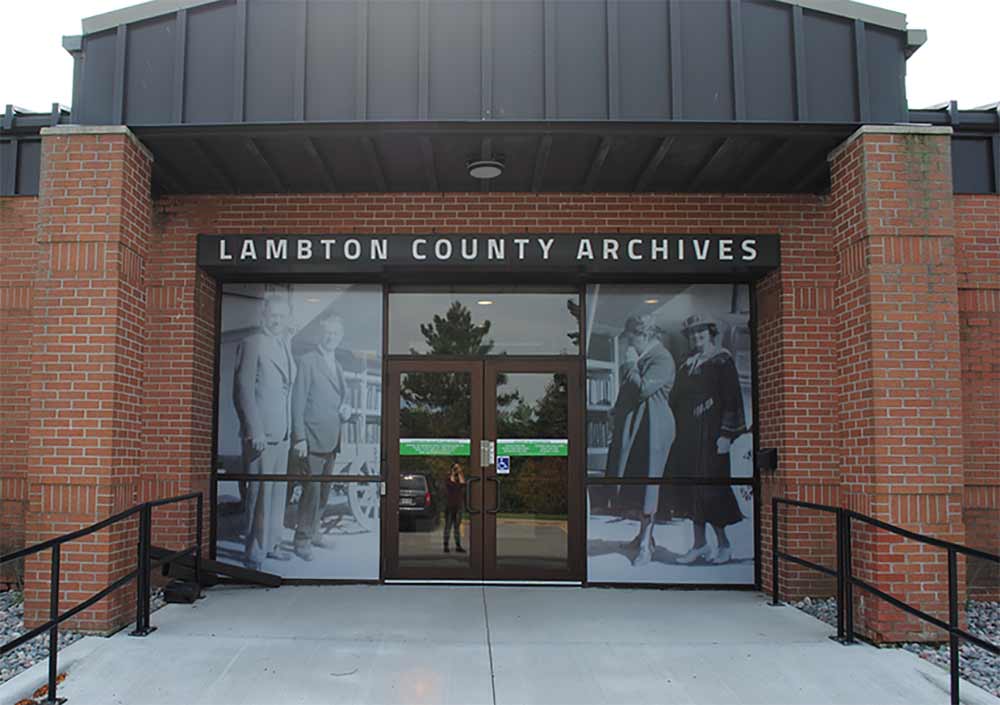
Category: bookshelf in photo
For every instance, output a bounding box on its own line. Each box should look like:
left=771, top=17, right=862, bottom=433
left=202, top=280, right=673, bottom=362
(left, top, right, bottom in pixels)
left=586, top=324, right=620, bottom=479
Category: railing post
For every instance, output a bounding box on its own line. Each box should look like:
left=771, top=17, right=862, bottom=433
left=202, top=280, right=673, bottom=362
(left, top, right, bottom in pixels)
left=130, top=504, right=155, bottom=636
left=947, top=548, right=960, bottom=705
left=835, top=508, right=845, bottom=642
left=771, top=497, right=780, bottom=606
left=843, top=512, right=855, bottom=643
left=42, top=544, right=63, bottom=705
left=195, top=492, right=204, bottom=592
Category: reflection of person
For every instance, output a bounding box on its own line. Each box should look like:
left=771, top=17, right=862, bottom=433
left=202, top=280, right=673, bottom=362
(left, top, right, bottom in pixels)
left=234, top=293, right=295, bottom=570
left=443, top=463, right=466, bottom=553
left=605, top=314, right=676, bottom=566
left=667, top=314, right=746, bottom=565
left=291, top=314, right=353, bottom=562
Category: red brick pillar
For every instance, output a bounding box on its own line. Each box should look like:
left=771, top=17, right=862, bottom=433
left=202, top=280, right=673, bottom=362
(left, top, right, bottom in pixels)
left=829, top=125, right=965, bottom=642
left=24, top=126, right=152, bottom=632
left=0, top=198, right=38, bottom=583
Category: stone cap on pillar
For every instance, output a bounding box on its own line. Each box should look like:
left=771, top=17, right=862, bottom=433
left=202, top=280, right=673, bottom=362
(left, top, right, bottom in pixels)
left=39, top=124, right=154, bottom=163
left=828, top=124, right=954, bottom=163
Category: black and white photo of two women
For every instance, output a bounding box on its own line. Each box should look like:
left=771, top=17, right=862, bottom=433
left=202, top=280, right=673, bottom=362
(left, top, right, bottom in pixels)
left=586, top=284, right=755, bottom=584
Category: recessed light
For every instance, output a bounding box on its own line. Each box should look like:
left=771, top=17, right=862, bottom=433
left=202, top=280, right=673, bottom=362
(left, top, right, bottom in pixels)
left=644, top=298, right=659, bottom=305
left=477, top=300, right=495, bottom=306
left=305, top=297, right=321, bottom=303
left=467, top=159, right=504, bottom=180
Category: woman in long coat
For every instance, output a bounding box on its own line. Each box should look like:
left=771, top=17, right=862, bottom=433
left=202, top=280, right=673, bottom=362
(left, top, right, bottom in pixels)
left=605, top=314, right=676, bottom=566
left=666, top=314, right=746, bottom=565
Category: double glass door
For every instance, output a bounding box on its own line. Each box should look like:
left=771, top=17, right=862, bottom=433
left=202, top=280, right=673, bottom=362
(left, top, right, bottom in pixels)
left=385, top=359, right=581, bottom=581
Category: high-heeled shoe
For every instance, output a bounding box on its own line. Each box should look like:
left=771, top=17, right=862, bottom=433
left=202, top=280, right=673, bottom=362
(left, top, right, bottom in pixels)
left=630, top=515, right=656, bottom=566
left=711, top=545, right=732, bottom=564
left=676, top=543, right=711, bottom=564
left=621, top=513, right=655, bottom=551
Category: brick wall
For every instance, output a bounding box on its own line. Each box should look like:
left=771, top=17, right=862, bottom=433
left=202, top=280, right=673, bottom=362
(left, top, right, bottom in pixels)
left=955, top=194, right=1000, bottom=599
left=828, top=128, right=967, bottom=642
left=22, top=128, right=153, bottom=631
left=2, top=124, right=995, bottom=640
left=155, top=190, right=843, bottom=601
left=0, top=197, right=38, bottom=586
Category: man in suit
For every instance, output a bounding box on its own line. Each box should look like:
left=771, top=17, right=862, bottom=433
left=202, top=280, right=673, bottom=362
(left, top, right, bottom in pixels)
left=234, top=292, right=295, bottom=570
left=291, top=313, right=353, bottom=561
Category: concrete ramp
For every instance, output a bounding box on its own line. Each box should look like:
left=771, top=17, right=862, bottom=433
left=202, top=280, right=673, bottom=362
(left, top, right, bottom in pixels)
left=2, top=586, right=997, bottom=705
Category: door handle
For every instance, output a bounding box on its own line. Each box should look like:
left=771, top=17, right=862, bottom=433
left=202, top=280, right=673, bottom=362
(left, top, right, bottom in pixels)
left=466, top=476, right=481, bottom=515
left=485, top=476, right=500, bottom=515
left=480, top=440, right=495, bottom=468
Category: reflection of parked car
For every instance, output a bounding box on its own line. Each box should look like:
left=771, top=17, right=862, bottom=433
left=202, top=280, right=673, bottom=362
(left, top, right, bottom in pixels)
left=399, top=473, right=439, bottom=528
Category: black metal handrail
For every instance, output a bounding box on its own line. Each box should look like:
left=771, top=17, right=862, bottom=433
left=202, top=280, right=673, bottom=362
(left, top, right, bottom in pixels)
left=772, top=496, right=1000, bottom=705
left=0, top=492, right=203, bottom=705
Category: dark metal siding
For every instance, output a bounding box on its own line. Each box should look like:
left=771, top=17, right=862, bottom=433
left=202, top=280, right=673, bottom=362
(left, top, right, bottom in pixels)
left=491, top=1, right=545, bottom=120
left=184, top=2, right=237, bottom=124
left=554, top=0, right=608, bottom=119
left=15, top=141, right=41, bottom=194
left=78, top=30, right=117, bottom=125
left=367, top=0, right=420, bottom=120
left=123, top=16, right=177, bottom=124
left=69, top=0, right=911, bottom=127
left=245, top=1, right=300, bottom=122
left=742, top=0, right=795, bottom=121
left=866, top=27, right=906, bottom=122
left=678, top=0, right=734, bottom=121
left=304, top=0, right=360, bottom=121
left=616, top=1, right=670, bottom=119
left=952, top=137, right=997, bottom=194
left=802, top=11, right=857, bottom=122
left=428, top=0, right=482, bottom=119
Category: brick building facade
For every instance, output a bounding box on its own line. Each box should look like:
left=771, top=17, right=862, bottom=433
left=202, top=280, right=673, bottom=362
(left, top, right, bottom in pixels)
left=1, top=0, right=997, bottom=644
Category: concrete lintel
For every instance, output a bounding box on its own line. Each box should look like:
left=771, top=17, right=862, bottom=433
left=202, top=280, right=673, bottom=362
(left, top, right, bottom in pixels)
left=827, top=124, right=953, bottom=163
left=40, top=125, right=154, bottom=163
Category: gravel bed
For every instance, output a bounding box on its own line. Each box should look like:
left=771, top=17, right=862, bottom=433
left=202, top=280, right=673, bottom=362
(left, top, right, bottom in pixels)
left=794, top=595, right=999, bottom=698
left=1, top=587, right=168, bottom=686
left=902, top=601, right=1000, bottom=698
left=0, top=590, right=83, bottom=685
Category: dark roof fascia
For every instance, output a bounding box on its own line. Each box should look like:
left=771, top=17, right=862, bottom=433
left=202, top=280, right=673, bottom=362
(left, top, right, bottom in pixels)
left=130, top=119, right=866, bottom=142
left=1, top=105, right=72, bottom=137
left=78, top=0, right=917, bottom=36
left=910, top=104, right=1000, bottom=136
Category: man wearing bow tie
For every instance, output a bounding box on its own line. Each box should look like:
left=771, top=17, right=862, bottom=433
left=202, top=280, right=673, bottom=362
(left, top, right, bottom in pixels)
left=234, top=293, right=296, bottom=570
left=291, top=313, right=354, bottom=562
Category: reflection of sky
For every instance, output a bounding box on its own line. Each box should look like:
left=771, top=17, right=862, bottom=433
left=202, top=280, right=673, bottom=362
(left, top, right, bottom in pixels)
left=499, top=373, right=554, bottom=412
left=221, top=283, right=383, bottom=356
left=388, top=291, right=579, bottom=355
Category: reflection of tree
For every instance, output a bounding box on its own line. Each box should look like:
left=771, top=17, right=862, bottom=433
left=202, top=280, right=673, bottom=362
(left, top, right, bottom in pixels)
left=566, top=298, right=581, bottom=349
left=497, top=374, right=568, bottom=516
left=400, top=301, right=489, bottom=438
left=414, top=301, right=494, bottom=356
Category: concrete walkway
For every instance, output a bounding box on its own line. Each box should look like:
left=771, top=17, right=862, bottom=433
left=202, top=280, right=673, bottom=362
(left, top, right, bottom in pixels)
left=2, top=586, right=998, bottom=705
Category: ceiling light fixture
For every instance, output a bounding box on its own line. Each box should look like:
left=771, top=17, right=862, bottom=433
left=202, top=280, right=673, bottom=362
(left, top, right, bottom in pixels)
left=645, top=298, right=659, bottom=305
left=477, top=299, right=495, bottom=306
left=467, top=159, right=504, bottom=180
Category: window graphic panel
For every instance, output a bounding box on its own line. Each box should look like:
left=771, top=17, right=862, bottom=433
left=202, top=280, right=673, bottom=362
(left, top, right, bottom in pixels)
left=587, top=484, right=754, bottom=584
left=585, top=283, right=754, bottom=482
left=215, top=480, right=380, bottom=580
left=214, top=283, right=383, bottom=579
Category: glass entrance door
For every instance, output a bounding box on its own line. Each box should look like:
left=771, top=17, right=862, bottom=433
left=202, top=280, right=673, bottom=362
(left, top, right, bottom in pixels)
left=385, top=359, right=581, bottom=581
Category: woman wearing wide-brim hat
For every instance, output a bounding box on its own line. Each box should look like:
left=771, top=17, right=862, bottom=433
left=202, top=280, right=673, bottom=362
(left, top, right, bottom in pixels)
left=665, top=313, right=746, bottom=565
